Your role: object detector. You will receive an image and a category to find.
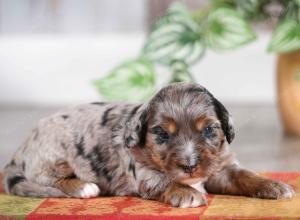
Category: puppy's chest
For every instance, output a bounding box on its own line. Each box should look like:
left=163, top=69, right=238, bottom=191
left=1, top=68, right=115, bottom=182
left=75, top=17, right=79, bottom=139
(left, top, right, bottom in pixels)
left=180, top=178, right=207, bottom=194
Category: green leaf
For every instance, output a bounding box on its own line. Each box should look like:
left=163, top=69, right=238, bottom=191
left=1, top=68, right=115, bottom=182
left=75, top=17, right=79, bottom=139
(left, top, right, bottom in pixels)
left=268, top=19, right=300, bottom=53
left=143, top=3, right=205, bottom=65
left=237, top=0, right=261, bottom=20
left=205, top=7, right=256, bottom=51
left=169, top=60, right=194, bottom=83
left=93, top=59, right=156, bottom=101
left=295, top=0, right=300, bottom=7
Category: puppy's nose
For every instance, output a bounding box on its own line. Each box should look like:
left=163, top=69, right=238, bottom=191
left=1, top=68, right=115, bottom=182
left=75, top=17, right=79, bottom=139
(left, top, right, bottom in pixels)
left=181, top=165, right=197, bottom=174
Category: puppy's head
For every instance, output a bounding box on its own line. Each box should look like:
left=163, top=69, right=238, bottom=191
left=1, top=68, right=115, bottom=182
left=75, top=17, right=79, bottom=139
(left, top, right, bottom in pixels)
left=126, top=82, right=234, bottom=181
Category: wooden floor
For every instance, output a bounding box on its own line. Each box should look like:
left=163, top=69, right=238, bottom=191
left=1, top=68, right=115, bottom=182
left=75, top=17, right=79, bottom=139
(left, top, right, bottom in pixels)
left=0, top=104, right=300, bottom=171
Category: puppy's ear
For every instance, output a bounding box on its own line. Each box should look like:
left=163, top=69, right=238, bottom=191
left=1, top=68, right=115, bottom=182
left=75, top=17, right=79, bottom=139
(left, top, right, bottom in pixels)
left=211, top=95, right=235, bottom=144
left=124, top=104, right=149, bottom=148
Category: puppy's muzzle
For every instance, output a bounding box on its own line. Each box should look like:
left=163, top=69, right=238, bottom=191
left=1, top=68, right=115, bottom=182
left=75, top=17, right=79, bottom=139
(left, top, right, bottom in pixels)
left=179, top=164, right=197, bottom=175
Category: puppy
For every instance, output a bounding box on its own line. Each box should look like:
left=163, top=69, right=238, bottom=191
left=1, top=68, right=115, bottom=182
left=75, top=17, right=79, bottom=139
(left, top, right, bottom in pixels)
left=3, top=83, right=294, bottom=207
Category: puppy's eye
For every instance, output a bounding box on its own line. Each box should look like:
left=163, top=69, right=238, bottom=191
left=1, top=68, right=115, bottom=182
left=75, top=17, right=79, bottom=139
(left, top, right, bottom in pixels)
left=202, top=126, right=216, bottom=139
left=151, top=126, right=169, bottom=145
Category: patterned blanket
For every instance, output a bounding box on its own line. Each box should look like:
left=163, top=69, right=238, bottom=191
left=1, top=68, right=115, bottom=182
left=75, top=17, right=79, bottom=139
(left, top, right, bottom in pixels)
left=0, top=172, right=299, bottom=220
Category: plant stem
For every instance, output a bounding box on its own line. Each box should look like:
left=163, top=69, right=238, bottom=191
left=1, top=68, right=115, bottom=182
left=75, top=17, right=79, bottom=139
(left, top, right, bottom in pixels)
left=191, top=6, right=211, bottom=26
left=169, top=60, right=194, bottom=83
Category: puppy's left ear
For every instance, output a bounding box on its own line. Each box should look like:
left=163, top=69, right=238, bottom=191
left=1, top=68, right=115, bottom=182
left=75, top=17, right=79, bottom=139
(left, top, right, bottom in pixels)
left=123, top=104, right=149, bottom=148
left=211, top=96, right=235, bottom=144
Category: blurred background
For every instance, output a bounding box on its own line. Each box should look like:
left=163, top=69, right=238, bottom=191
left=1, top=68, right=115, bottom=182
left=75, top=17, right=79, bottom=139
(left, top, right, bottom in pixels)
left=0, top=0, right=300, bottom=170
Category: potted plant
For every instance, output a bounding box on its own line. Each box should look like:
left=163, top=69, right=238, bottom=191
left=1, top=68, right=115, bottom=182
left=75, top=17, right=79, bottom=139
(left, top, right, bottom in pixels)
left=94, top=0, right=300, bottom=136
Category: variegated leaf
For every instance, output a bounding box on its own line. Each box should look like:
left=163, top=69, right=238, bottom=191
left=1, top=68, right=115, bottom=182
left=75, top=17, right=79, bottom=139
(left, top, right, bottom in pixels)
left=143, top=3, right=205, bottom=65
left=93, top=59, right=155, bottom=101
left=268, top=19, right=300, bottom=53
left=205, top=8, right=256, bottom=51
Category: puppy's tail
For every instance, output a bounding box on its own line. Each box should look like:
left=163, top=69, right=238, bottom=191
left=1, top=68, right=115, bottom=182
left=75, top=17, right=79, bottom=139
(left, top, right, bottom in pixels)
left=3, top=161, right=66, bottom=198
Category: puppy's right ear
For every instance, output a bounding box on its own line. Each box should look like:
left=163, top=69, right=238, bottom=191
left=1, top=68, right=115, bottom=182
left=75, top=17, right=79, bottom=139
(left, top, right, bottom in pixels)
left=123, top=104, right=149, bottom=148
left=211, top=97, right=235, bottom=144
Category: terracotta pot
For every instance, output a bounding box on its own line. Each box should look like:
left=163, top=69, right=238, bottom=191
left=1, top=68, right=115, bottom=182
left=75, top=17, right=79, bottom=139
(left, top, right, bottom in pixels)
left=277, top=50, right=300, bottom=136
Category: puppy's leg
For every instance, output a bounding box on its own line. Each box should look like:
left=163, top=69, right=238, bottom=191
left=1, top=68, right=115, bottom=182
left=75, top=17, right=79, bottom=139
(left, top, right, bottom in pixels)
left=160, top=182, right=207, bottom=208
left=53, top=161, right=100, bottom=198
left=205, top=164, right=294, bottom=199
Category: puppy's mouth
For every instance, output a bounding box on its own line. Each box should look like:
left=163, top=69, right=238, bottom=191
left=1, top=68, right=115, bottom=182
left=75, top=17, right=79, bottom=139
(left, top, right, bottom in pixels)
left=177, top=164, right=198, bottom=178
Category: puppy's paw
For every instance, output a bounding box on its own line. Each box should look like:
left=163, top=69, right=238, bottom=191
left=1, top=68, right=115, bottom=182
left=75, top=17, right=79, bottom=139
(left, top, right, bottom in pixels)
left=161, top=183, right=207, bottom=208
left=79, top=183, right=100, bottom=198
left=254, top=180, right=294, bottom=200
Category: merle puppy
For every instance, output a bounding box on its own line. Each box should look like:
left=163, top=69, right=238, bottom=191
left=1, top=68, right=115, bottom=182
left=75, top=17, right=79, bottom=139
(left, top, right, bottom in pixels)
left=3, top=83, right=294, bottom=208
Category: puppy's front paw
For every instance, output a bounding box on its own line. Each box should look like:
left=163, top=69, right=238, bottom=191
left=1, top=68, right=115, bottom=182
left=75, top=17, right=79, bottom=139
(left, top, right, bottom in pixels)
left=79, top=183, right=100, bottom=198
left=161, top=183, right=207, bottom=208
left=254, top=179, right=294, bottom=200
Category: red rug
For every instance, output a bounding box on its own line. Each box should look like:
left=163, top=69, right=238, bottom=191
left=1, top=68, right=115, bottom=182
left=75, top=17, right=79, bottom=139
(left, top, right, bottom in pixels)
left=0, top=172, right=299, bottom=220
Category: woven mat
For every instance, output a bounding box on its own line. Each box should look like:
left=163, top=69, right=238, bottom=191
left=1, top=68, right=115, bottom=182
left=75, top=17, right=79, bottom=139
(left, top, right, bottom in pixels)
left=0, top=172, right=299, bottom=220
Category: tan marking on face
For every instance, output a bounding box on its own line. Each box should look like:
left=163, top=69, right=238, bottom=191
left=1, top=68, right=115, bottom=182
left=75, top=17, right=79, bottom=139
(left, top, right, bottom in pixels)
left=151, top=152, right=165, bottom=170
left=162, top=117, right=177, bottom=134
left=195, top=116, right=209, bottom=131
left=195, top=116, right=218, bottom=131
left=143, top=133, right=166, bottom=171
left=131, top=133, right=165, bottom=171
